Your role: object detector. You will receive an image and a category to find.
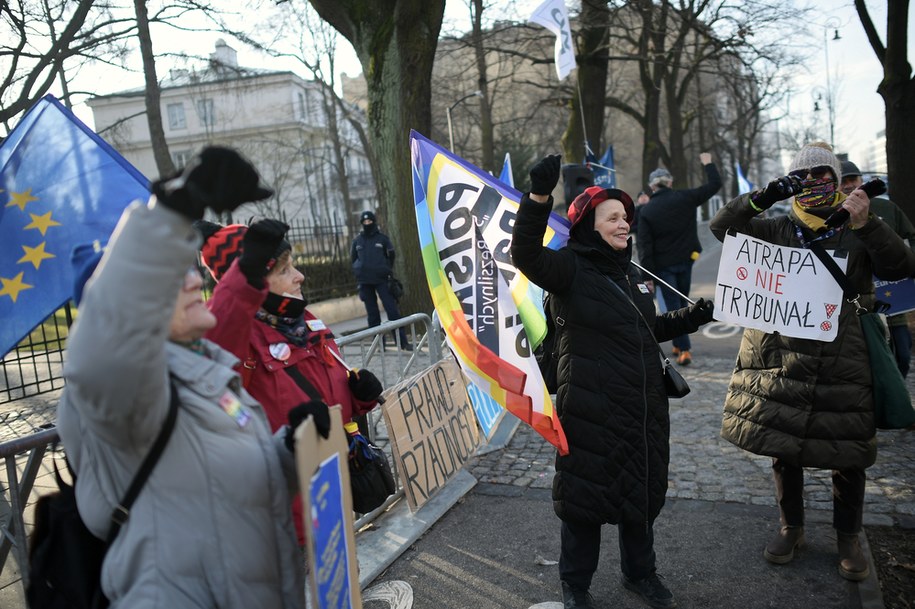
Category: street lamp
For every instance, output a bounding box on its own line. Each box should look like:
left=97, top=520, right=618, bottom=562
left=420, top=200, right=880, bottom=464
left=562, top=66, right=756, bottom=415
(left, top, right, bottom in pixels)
left=820, top=17, right=841, bottom=147
left=447, top=90, right=483, bottom=153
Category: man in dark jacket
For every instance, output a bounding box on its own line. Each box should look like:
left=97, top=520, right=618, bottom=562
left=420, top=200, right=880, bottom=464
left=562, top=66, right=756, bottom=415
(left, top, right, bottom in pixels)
left=840, top=160, right=915, bottom=376
left=637, top=152, right=721, bottom=365
left=351, top=211, right=411, bottom=350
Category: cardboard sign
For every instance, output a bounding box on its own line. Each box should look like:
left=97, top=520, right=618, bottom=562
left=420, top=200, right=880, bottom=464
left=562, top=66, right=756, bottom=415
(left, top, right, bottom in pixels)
left=295, top=405, right=362, bottom=609
left=381, top=360, right=481, bottom=510
left=715, top=232, right=847, bottom=341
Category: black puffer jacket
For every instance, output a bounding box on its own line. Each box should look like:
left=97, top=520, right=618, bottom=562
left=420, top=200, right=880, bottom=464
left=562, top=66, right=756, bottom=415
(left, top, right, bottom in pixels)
left=637, top=163, right=721, bottom=273
left=511, top=196, right=701, bottom=526
left=711, top=193, right=915, bottom=470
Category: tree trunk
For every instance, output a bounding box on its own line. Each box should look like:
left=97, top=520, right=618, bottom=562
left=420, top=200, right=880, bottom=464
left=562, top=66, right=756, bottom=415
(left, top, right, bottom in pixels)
left=856, top=0, right=915, bottom=220
left=308, top=0, right=445, bottom=315
left=134, top=0, right=174, bottom=177
left=561, top=0, right=609, bottom=163
left=471, top=0, right=495, bottom=174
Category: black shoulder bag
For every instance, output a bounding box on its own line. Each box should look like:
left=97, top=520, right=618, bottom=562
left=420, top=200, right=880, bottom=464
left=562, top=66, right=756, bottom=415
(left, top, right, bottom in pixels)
left=806, top=241, right=915, bottom=429
left=605, top=277, right=691, bottom=398
left=28, top=380, right=180, bottom=609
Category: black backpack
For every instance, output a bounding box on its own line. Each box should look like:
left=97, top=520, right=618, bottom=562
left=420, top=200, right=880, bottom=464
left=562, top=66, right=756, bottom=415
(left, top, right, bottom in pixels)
left=534, top=293, right=560, bottom=394
left=27, top=458, right=108, bottom=609
left=27, top=382, right=179, bottom=609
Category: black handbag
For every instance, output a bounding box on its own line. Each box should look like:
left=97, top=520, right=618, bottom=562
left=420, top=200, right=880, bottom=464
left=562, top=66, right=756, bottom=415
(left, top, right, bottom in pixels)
left=807, top=242, right=915, bottom=429
left=605, top=277, right=691, bottom=398
left=663, top=358, right=691, bottom=398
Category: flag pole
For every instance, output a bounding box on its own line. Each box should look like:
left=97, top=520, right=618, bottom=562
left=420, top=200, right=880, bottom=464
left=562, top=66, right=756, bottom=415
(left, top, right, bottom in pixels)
left=630, top=261, right=696, bottom=305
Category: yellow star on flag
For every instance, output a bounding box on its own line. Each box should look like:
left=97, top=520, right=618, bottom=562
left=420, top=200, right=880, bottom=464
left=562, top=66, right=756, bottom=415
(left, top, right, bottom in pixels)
left=23, top=211, right=62, bottom=236
left=6, top=188, right=38, bottom=211
left=17, top=242, right=56, bottom=269
left=0, top=272, right=33, bottom=303
left=885, top=290, right=893, bottom=297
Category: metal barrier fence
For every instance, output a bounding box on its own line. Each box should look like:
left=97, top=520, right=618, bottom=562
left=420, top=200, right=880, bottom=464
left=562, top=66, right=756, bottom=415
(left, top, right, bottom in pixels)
left=0, top=313, right=443, bottom=598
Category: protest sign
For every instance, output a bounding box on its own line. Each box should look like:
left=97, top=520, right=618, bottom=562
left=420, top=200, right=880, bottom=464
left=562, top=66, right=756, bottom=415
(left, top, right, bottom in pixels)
left=715, top=232, right=847, bottom=341
left=381, top=360, right=481, bottom=511
left=873, top=277, right=915, bottom=315
left=295, top=405, right=362, bottom=609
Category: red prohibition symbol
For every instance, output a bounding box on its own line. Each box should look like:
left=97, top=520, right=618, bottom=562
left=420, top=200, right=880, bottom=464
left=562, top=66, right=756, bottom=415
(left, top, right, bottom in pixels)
left=736, top=266, right=748, bottom=281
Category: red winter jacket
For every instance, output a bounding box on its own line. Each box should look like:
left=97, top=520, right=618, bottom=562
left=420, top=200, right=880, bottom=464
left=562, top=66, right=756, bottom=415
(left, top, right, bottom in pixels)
left=205, top=261, right=376, bottom=544
left=205, top=260, right=376, bottom=431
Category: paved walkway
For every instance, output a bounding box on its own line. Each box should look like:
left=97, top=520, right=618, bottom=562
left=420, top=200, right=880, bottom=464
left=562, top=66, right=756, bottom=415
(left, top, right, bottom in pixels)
left=469, top=356, right=915, bottom=527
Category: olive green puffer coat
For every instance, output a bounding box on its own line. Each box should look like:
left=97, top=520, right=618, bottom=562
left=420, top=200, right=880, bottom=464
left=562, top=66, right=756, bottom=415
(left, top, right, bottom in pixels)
left=710, top=194, right=915, bottom=469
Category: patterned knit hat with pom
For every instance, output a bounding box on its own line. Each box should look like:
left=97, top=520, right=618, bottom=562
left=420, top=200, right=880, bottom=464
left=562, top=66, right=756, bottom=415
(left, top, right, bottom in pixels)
left=195, top=221, right=248, bottom=282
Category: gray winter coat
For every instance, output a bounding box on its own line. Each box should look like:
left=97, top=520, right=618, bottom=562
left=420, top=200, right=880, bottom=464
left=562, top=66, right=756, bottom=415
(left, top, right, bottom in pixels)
left=57, top=202, right=305, bottom=609
left=710, top=193, right=915, bottom=470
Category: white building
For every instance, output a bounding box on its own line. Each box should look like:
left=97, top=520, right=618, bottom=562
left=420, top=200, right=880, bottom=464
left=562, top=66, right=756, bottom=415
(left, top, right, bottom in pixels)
left=88, top=40, right=375, bottom=225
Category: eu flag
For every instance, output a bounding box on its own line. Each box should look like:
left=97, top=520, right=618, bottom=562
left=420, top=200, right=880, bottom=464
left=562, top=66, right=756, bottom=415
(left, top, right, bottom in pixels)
left=0, top=94, right=149, bottom=357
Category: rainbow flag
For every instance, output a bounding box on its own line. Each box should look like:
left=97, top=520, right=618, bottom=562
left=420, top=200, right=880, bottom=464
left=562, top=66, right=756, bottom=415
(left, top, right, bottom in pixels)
left=410, top=130, right=569, bottom=454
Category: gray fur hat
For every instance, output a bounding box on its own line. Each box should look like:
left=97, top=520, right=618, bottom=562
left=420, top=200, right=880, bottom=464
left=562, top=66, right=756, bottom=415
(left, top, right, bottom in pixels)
left=788, top=142, right=841, bottom=183
left=648, top=167, right=673, bottom=187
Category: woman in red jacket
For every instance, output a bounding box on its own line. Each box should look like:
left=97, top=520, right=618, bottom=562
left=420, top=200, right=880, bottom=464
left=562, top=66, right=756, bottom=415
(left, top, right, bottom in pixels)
left=198, top=218, right=383, bottom=541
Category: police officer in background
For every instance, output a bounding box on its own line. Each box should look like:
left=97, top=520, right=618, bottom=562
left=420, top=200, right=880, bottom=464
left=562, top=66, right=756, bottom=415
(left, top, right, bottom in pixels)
left=351, top=211, right=412, bottom=350
left=841, top=160, right=915, bottom=376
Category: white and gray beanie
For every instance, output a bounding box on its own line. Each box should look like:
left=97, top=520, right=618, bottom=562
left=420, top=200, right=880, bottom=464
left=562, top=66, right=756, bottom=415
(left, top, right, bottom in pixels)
left=788, top=142, right=841, bottom=183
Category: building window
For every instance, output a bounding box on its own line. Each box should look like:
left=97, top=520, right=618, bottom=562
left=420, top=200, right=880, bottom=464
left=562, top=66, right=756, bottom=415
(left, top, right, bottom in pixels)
left=196, top=99, right=215, bottom=127
left=297, top=91, right=307, bottom=121
left=172, top=150, right=192, bottom=169
left=166, top=103, right=186, bottom=130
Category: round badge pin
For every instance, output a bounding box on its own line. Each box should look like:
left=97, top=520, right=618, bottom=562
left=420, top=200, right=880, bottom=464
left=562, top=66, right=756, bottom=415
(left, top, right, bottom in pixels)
left=269, top=343, right=291, bottom=362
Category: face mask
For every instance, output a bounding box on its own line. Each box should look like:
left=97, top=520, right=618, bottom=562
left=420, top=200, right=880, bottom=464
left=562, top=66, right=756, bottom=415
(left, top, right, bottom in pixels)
left=794, top=175, right=837, bottom=208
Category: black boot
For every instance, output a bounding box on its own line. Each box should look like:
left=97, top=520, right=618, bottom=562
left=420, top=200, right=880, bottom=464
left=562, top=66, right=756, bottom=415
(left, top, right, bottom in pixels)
left=560, top=581, right=594, bottom=609
left=621, top=573, right=677, bottom=609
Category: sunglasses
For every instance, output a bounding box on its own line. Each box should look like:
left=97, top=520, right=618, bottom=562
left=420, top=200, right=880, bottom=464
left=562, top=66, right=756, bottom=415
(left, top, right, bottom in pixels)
left=788, top=165, right=833, bottom=180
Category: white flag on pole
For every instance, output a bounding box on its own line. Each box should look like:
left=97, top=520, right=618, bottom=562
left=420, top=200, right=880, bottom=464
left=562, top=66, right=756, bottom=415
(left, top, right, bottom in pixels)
left=529, top=0, right=576, bottom=81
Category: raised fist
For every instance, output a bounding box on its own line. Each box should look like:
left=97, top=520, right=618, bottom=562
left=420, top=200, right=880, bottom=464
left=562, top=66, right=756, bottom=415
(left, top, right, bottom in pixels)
left=529, top=154, right=562, bottom=197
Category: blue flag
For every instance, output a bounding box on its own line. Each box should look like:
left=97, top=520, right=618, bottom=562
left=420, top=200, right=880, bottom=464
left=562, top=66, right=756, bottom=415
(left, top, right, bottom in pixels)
left=0, top=95, right=149, bottom=356
left=736, top=161, right=753, bottom=195
left=586, top=144, right=616, bottom=188
left=498, top=152, right=514, bottom=188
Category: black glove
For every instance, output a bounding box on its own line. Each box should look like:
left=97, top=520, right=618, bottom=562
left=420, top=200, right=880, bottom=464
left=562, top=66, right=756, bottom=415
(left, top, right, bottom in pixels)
left=285, top=400, right=331, bottom=450
left=687, top=298, right=715, bottom=326
left=529, top=154, right=562, bottom=196
left=348, top=368, right=383, bottom=402
left=750, top=175, right=802, bottom=211
left=152, top=146, right=274, bottom=220
left=239, top=218, right=289, bottom=284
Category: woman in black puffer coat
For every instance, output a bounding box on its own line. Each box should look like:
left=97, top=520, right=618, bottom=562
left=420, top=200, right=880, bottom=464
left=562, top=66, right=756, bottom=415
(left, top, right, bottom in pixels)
left=511, top=155, right=714, bottom=609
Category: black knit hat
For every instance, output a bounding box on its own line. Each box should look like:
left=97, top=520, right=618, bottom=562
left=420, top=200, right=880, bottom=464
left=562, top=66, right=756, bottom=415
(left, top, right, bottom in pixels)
left=360, top=211, right=376, bottom=223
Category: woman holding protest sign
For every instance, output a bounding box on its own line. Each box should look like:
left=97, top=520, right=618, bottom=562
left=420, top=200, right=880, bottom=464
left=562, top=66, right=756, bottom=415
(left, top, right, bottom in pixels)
left=709, top=142, right=915, bottom=581
left=511, top=154, right=715, bottom=609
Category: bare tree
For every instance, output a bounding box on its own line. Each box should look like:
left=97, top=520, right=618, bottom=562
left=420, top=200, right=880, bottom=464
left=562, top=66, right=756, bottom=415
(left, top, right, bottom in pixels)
left=306, top=0, right=445, bottom=315
left=134, top=0, right=175, bottom=176
left=0, top=0, right=135, bottom=128
left=855, top=0, right=915, bottom=217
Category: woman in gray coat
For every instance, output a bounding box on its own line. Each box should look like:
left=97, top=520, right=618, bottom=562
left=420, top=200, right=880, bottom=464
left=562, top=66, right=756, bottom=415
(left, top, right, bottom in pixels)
left=710, top=142, right=915, bottom=582
left=57, top=148, right=315, bottom=608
